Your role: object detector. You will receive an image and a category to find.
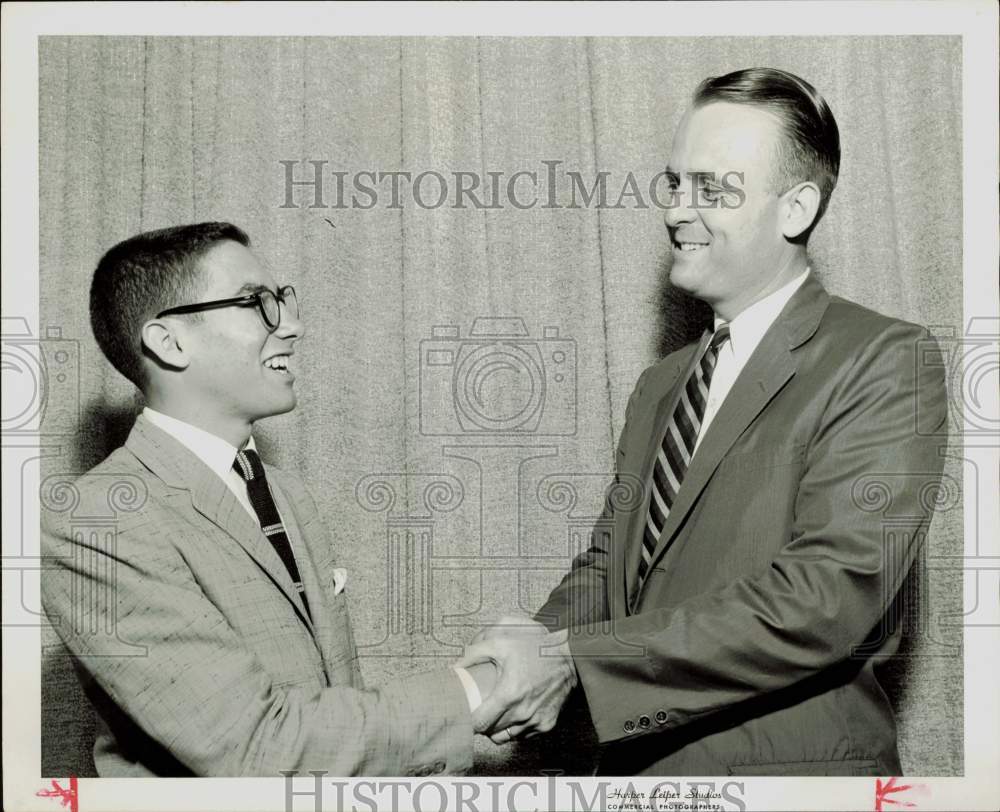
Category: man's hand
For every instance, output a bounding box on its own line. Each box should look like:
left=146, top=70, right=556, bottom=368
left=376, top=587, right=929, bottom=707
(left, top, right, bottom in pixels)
left=458, top=628, right=578, bottom=744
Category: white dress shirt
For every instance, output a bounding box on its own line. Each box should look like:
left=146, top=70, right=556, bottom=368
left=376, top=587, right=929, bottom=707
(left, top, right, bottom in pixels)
left=693, top=268, right=810, bottom=456
left=142, top=407, right=258, bottom=516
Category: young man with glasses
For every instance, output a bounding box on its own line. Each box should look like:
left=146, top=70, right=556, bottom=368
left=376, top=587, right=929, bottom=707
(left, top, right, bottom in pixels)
left=42, top=222, right=494, bottom=777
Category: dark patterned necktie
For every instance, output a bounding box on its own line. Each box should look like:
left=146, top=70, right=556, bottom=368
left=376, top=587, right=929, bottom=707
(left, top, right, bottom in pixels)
left=636, top=325, right=731, bottom=587
left=233, top=448, right=312, bottom=621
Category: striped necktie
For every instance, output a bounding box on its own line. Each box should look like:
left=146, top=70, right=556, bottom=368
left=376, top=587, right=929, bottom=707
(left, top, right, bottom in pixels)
left=636, top=324, right=731, bottom=588
left=233, top=449, right=312, bottom=621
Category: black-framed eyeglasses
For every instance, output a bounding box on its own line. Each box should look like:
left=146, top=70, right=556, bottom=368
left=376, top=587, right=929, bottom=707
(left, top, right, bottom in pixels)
left=156, top=285, right=299, bottom=332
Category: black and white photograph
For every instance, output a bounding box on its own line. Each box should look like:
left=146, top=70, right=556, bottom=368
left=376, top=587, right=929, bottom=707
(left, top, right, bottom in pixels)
left=2, top=2, right=998, bottom=811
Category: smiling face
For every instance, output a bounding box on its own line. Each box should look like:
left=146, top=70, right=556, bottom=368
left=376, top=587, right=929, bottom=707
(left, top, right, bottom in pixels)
left=665, top=101, right=807, bottom=319
left=179, top=240, right=304, bottom=432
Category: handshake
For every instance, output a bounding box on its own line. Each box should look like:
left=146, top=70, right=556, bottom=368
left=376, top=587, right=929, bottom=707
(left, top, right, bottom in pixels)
left=456, top=615, right=579, bottom=745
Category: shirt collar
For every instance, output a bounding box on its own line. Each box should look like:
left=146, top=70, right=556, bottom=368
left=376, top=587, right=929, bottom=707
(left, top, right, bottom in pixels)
left=713, top=268, right=811, bottom=363
left=142, top=407, right=257, bottom=480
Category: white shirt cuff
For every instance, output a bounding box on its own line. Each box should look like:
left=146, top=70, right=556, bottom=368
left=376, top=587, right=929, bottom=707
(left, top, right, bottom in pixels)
left=452, top=666, right=483, bottom=712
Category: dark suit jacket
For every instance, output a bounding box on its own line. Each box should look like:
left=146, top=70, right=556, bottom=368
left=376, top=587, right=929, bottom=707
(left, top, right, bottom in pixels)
left=537, top=273, right=948, bottom=776
left=41, top=416, right=474, bottom=776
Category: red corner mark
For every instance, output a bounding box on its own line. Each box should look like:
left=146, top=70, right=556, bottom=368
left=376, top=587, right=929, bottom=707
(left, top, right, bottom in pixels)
left=875, top=777, right=919, bottom=811
left=36, top=776, right=78, bottom=812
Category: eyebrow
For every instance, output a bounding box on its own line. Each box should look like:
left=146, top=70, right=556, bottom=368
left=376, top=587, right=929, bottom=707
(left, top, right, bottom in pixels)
left=234, top=283, right=270, bottom=296
left=664, top=166, right=724, bottom=184
left=663, top=165, right=725, bottom=179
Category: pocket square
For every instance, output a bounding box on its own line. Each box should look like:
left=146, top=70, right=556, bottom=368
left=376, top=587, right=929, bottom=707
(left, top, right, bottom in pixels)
left=332, top=567, right=348, bottom=595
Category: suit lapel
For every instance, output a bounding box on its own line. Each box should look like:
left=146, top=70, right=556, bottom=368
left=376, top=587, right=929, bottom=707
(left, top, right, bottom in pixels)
left=125, top=416, right=316, bottom=636
left=617, top=340, right=704, bottom=610
left=646, top=331, right=796, bottom=572
left=626, top=273, right=831, bottom=607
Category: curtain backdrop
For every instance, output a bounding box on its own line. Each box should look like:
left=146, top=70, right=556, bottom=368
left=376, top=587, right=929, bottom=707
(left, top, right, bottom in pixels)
left=39, top=35, right=963, bottom=776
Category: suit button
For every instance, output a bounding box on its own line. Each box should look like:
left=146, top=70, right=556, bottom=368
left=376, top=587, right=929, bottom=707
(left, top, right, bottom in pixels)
left=638, top=715, right=651, bottom=729
left=654, top=709, right=668, bottom=725
left=623, top=719, right=636, bottom=733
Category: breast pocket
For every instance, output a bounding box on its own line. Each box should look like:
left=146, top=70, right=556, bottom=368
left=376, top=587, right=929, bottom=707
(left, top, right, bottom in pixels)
left=715, top=441, right=807, bottom=475
left=696, top=442, right=808, bottom=571
left=709, top=442, right=807, bottom=517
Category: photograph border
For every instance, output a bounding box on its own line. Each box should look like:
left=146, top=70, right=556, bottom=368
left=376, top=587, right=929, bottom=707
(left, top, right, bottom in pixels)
left=3, top=2, right=998, bottom=811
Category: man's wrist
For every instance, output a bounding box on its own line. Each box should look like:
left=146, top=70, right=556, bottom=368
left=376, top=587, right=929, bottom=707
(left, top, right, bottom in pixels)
left=453, top=666, right=482, bottom=711
left=454, top=662, right=498, bottom=712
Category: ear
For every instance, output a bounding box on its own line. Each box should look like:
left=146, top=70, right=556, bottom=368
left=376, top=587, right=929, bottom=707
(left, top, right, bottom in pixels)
left=140, top=318, right=191, bottom=371
left=779, top=181, right=822, bottom=240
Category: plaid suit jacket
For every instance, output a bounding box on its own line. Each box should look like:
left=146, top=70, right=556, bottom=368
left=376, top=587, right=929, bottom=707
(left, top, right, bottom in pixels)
left=41, top=415, right=473, bottom=776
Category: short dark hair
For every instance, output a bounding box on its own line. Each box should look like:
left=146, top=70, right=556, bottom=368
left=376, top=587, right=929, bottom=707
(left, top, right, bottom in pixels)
left=693, top=67, right=840, bottom=237
left=89, top=222, right=250, bottom=388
